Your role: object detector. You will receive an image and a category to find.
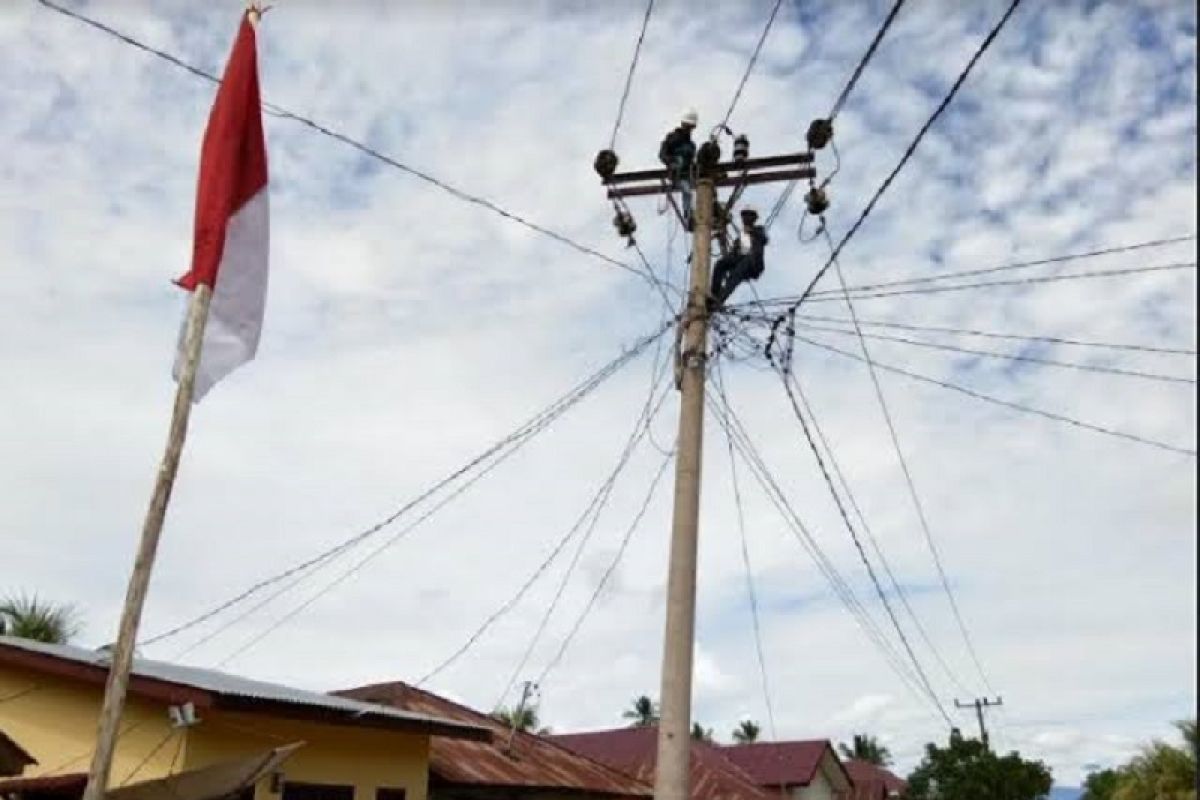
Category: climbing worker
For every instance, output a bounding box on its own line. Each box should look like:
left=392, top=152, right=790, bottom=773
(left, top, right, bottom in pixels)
left=709, top=206, right=768, bottom=309
left=658, top=108, right=699, bottom=229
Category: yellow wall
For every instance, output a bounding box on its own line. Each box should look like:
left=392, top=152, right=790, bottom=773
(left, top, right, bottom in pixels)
left=0, top=664, right=431, bottom=800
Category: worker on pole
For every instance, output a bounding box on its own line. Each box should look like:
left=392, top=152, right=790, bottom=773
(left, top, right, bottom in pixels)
left=709, top=206, right=768, bottom=309
left=658, top=108, right=699, bottom=229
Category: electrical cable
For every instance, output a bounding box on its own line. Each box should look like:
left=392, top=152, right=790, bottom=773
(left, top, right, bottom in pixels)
left=804, top=235, right=1198, bottom=298
left=829, top=0, right=909, bottom=121
left=420, top=366, right=672, bottom=694
left=706, top=385, right=945, bottom=723
left=715, top=362, right=778, bottom=738
left=146, top=321, right=672, bottom=650
left=794, top=321, right=1197, bottom=385
left=781, top=367, right=976, bottom=698
left=791, top=262, right=1198, bottom=305
left=120, top=729, right=179, bottom=786
left=210, top=331, right=674, bottom=669
left=719, top=0, right=786, bottom=130
left=783, top=0, right=1025, bottom=316
left=33, top=0, right=669, bottom=294
left=609, top=0, right=656, bottom=150
left=795, top=333, right=1197, bottom=457
left=535, top=449, right=675, bottom=686
left=793, top=313, right=1200, bottom=357
left=778, top=367, right=953, bottom=724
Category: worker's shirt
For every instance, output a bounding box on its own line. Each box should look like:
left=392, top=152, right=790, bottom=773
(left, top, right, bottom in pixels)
left=659, top=127, right=697, bottom=167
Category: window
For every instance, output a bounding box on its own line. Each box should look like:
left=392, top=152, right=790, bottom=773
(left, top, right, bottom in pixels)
left=376, top=788, right=407, bottom=800
left=283, top=782, right=355, bottom=800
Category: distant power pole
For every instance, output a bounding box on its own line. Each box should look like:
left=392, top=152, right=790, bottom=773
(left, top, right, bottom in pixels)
left=595, top=134, right=816, bottom=800
left=956, top=696, right=1003, bottom=750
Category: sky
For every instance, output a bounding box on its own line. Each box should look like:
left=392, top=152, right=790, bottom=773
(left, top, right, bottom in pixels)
left=1, top=0, right=1196, bottom=788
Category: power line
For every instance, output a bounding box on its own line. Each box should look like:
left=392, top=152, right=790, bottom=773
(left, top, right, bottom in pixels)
left=144, top=321, right=672, bottom=650
left=795, top=321, right=1197, bottom=385
left=784, top=0, right=1025, bottom=315
left=33, top=0, right=667, bottom=293
left=778, top=368, right=953, bottom=724
left=794, top=313, right=1200, bottom=357
left=714, top=364, right=778, bottom=739
left=536, top=449, right=675, bottom=686
left=795, top=333, right=1197, bottom=457
left=829, top=0, right=909, bottom=121
left=720, top=0, right=786, bottom=130
left=805, top=235, right=1198, bottom=298
left=418, top=368, right=671, bottom=695
left=791, top=262, right=1198, bottom=305
left=824, top=239, right=995, bottom=693
left=708, top=381, right=944, bottom=719
left=610, top=0, right=656, bottom=149
left=767, top=0, right=907, bottom=227
left=210, top=335, right=674, bottom=670
left=781, top=367, right=975, bottom=698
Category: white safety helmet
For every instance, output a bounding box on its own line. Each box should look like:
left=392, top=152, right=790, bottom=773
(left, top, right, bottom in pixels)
left=681, top=108, right=699, bottom=127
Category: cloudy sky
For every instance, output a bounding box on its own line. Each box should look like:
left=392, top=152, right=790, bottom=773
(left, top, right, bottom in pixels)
left=1, top=0, right=1195, bottom=788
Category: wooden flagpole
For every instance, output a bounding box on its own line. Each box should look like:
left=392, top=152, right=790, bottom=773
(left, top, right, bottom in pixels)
left=81, top=284, right=213, bottom=800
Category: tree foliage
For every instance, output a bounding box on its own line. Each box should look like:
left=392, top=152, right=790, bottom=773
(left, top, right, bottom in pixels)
left=491, top=703, right=551, bottom=735
left=1080, top=720, right=1196, bottom=800
left=906, top=731, right=1052, bottom=800
left=733, top=719, right=762, bottom=744
left=0, top=594, right=79, bottom=644
left=623, top=695, right=659, bottom=727
left=839, top=733, right=893, bottom=766
left=691, top=722, right=714, bottom=743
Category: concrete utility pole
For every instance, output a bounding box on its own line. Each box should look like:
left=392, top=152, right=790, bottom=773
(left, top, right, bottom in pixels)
left=654, top=175, right=714, bottom=800
left=956, top=696, right=1003, bottom=750
left=595, top=137, right=814, bottom=800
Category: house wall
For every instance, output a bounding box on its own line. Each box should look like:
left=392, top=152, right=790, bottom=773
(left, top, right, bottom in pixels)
left=0, top=664, right=180, bottom=781
left=793, top=753, right=852, bottom=800
left=187, top=710, right=431, bottom=800
left=0, top=665, right=431, bottom=800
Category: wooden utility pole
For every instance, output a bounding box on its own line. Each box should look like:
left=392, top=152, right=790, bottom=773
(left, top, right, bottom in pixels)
left=955, top=696, right=1003, bottom=750
left=81, top=285, right=213, bottom=800
left=653, top=175, right=714, bottom=800
left=596, top=139, right=815, bottom=800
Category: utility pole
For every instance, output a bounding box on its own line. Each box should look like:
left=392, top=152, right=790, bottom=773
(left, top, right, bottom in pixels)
left=956, top=696, right=1003, bottom=750
left=595, top=135, right=815, bottom=800
left=504, top=680, right=537, bottom=752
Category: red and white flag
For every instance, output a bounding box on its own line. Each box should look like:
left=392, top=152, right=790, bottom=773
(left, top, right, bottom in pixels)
left=175, top=13, right=269, bottom=400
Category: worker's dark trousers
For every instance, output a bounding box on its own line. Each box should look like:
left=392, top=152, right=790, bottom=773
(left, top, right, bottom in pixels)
left=711, top=254, right=760, bottom=306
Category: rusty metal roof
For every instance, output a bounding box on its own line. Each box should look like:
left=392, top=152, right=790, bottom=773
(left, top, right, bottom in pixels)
left=720, top=740, right=843, bottom=787
left=844, top=760, right=906, bottom=800
left=551, top=727, right=774, bottom=800
left=338, top=683, right=652, bottom=798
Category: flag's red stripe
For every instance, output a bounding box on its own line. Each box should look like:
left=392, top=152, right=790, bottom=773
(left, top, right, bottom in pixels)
left=178, top=15, right=268, bottom=291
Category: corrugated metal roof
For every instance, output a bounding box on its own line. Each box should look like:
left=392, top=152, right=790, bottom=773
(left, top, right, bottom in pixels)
left=844, top=760, right=906, bottom=800
left=338, top=682, right=651, bottom=798
left=551, top=727, right=774, bottom=800
left=719, top=741, right=835, bottom=787
left=0, top=637, right=486, bottom=740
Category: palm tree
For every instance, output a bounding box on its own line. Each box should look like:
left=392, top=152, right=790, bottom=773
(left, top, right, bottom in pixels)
left=0, top=594, right=79, bottom=644
left=691, top=722, right=714, bottom=743
left=491, top=704, right=551, bottom=735
left=622, top=695, right=659, bottom=727
left=733, top=719, right=761, bottom=744
left=838, top=733, right=892, bottom=767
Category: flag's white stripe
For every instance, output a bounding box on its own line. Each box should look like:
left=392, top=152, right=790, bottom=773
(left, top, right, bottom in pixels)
left=174, top=189, right=270, bottom=400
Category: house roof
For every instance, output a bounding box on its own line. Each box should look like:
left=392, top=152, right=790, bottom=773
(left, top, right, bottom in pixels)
left=551, top=727, right=774, bottom=800
left=338, top=682, right=651, bottom=798
left=719, top=741, right=849, bottom=788
left=0, top=772, right=87, bottom=795
left=0, top=636, right=487, bottom=742
left=844, top=760, right=907, bottom=800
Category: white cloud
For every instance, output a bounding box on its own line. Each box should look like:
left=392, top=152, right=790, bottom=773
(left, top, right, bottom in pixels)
left=0, top=0, right=1195, bottom=789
